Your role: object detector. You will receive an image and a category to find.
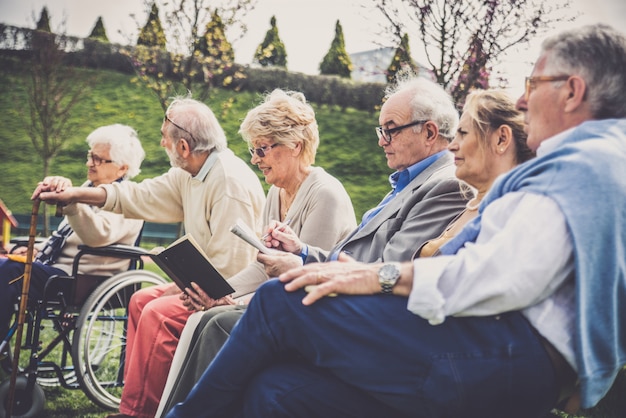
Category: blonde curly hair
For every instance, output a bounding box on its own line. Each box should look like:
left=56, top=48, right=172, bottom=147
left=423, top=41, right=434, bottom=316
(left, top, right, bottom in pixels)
left=239, top=89, right=319, bottom=166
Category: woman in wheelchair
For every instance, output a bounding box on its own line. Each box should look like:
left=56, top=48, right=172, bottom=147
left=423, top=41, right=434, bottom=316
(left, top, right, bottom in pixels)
left=1, top=123, right=145, bottom=348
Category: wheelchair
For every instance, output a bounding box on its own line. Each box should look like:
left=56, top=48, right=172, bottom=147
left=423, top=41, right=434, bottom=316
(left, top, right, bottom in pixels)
left=0, top=235, right=168, bottom=417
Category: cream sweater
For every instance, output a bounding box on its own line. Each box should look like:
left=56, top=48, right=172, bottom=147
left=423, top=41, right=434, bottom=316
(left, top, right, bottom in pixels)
left=100, top=149, right=266, bottom=278
left=228, top=166, right=356, bottom=297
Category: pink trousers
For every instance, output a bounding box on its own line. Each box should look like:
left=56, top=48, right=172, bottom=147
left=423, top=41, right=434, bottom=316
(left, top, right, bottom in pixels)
left=119, top=283, right=192, bottom=418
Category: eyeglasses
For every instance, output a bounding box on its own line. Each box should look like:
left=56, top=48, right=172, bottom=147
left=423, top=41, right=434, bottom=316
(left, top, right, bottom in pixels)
left=249, top=143, right=279, bottom=158
left=164, top=114, right=198, bottom=144
left=524, top=75, right=570, bottom=101
left=87, top=151, right=114, bottom=166
left=375, top=120, right=428, bottom=144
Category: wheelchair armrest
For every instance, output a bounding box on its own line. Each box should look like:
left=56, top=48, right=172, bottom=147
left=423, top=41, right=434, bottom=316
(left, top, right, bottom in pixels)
left=72, top=244, right=151, bottom=276
left=76, top=244, right=150, bottom=258
left=9, top=236, right=46, bottom=253
left=43, top=274, right=76, bottom=307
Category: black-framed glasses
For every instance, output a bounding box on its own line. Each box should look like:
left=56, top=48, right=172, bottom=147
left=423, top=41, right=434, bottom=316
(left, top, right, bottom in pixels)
left=87, top=151, right=114, bottom=166
left=164, top=114, right=198, bottom=144
left=524, top=75, right=570, bottom=101
left=375, top=120, right=428, bottom=144
left=249, top=143, right=279, bottom=158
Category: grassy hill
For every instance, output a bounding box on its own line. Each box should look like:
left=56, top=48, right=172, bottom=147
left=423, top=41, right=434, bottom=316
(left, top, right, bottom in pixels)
left=0, top=54, right=388, bottom=227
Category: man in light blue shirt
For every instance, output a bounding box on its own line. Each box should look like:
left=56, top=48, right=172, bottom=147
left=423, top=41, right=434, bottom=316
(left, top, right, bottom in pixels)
left=264, top=76, right=468, bottom=269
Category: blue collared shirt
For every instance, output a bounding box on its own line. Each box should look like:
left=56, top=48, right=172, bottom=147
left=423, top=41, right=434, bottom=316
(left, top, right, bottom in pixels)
left=319, top=150, right=450, bottom=261
left=359, top=150, right=448, bottom=227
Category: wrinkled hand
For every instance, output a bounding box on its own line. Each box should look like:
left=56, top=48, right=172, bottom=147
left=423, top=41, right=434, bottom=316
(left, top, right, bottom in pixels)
left=279, top=254, right=382, bottom=305
left=31, top=176, right=74, bottom=202
left=11, top=246, right=38, bottom=256
left=42, top=176, right=73, bottom=192
left=180, top=282, right=235, bottom=312
left=257, top=251, right=303, bottom=277
left=33, top=187, right=78, bottom=206
left=262, top=221, right=303, bottom=254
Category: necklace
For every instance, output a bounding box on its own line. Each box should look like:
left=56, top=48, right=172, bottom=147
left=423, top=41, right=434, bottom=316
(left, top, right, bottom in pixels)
left=279, top=170, right=310, bottom=220
left=465, top=198, right=480, bottom=211
left=280, top=189, right=296, bottom=220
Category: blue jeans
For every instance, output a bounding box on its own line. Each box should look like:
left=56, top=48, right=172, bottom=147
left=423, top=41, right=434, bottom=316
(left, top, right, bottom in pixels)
left=167, top=279, right=558, bottom=418
left=1, top=258, right=66, bottom=341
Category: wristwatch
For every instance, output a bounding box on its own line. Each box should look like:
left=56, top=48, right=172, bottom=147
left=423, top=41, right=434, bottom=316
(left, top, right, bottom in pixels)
left=378, top=263, right=401, bottom=294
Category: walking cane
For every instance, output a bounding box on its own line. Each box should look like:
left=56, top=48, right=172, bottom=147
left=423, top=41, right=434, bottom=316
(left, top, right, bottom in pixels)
left=7, top=199, right=40, bottom=417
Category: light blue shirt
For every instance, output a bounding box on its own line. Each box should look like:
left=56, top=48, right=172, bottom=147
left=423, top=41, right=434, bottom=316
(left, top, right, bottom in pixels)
left=359, top=150, right=448, bottom=228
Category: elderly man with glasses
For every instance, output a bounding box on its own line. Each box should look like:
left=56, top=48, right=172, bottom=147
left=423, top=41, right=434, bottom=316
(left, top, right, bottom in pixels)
left=35, top=96, right=266, bottom=418
left=257, top=74, right=468, bottom=275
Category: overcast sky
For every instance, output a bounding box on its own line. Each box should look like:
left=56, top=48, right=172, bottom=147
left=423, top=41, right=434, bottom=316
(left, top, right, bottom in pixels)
left=1, top=0, right=625, bottom=95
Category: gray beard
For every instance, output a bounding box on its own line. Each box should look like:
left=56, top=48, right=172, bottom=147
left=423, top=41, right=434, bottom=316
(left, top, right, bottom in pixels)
left=165, top=146, right=187, bottom=169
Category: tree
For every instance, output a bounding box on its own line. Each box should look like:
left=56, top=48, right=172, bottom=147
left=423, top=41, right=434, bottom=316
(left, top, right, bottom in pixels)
left=193, top=10, right=236, bottom=89
left=386, top=32, right=417, bottom=84
left=137, top=3, right=166, bottom=48
left=88, top=16, right=109, bottom=43
left=450, top=34, right=489, bottom=107
left=27, top=8, right=92, bottom=233
left=319, top=20, right=352, bottom=78
left=253, top=16, right=287, bottom=68
left=124, top=0, right=256, bottom=110
left=196, top=11, right=234, bottom=62
left=35, top=6, right=51, bottom=32
left=374, top=0, right=574, bottom=104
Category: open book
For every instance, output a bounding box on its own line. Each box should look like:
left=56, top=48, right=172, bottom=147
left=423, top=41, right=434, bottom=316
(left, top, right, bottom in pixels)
left=230, top=219, right=279, bottom=255
left=149, top=233, right=234, bottom=299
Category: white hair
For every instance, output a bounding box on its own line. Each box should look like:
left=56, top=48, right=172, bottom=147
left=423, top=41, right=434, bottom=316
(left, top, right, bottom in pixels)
left=86, top=124, right=145, bottom=179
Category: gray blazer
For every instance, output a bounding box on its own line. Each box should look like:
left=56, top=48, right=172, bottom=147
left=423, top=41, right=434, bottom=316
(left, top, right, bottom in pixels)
left=305, top=153, right=467, bottom=264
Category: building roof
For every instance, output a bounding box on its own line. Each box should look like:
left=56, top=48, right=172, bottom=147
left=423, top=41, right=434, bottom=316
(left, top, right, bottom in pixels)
left=349, top=46, right=431, bottom=83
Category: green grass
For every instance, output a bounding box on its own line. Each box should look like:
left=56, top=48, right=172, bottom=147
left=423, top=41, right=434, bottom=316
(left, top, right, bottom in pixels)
left=0, top=373, right=109, bottom=417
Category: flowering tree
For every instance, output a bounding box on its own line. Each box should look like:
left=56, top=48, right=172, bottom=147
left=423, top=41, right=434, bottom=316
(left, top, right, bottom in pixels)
left=450, top=34, right=489, bottom=107
left=374, top=0, right=573, bottom=105
left=124, top=0, right=256, bottom=110
left=197, top=11, right=234, bottom=63
left=253, top=16, right=287, bottom=68
left=319, top=20, right=352, bottom=78
left=386, top=33, right=417, bottom=84
left=137, top=3, right=166, bottom=48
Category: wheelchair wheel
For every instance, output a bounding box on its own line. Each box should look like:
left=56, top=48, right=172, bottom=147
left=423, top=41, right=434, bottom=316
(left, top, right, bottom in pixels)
left=2, top=328, right=77, bottom=389
left=0, top=375, right=45, bottom=418
left=0, top=345, right=12, bottom=375
left=71, top=270, right=167, bottom=410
